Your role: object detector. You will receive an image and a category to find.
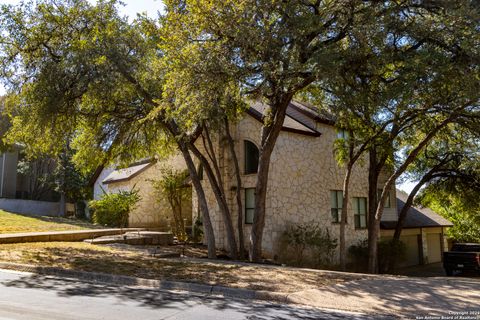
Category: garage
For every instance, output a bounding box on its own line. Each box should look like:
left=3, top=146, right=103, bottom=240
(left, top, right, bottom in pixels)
left=380, top=190, right=453, bottom=267
left=426, top=233, right=442, bottom=263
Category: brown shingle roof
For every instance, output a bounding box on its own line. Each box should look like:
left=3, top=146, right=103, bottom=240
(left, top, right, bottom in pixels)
left=247, top=101, right=326, bottom=137
left=102, top=159, right=155, bottom=184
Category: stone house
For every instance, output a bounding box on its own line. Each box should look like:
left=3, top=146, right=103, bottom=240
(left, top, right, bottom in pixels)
left=92, top=100, right=451, bottom=266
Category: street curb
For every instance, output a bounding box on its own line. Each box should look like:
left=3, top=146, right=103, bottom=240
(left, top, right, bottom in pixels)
left=0, top=262, right=292, bottom=304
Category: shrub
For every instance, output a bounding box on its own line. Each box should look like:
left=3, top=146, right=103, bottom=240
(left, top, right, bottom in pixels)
left=348, top=239, right=407, bottom=273
left=279, top=223, right=337, bottom=268
left=151, top=168, right=190, bottom=241
left=89, top=188, right=140, bottom=227
left=191, top=215, right=204, bottom=243
left=347, top=239, right=369, bottom=272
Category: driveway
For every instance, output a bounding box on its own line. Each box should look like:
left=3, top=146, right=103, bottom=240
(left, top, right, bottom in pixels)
left=395, top=262, right=447, bottom=277
left=288, top=275, right=480, bottom=318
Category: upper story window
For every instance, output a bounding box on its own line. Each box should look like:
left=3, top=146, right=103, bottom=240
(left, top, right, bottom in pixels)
left=377, top=189, right=392, bottom=208
left=244, top=140, right=259, bottom=175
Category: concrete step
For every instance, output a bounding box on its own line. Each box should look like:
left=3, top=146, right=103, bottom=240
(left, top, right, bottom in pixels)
left=84, top=231, right=174, bottom=246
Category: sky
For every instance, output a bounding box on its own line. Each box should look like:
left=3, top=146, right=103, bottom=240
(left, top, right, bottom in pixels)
left=0, top=0, right=416, bottom=193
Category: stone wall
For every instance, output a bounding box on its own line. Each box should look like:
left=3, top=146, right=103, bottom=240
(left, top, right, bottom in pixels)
left=0, top=198, right=70, bottom=216
left=194, top=115, right=372, bottom=262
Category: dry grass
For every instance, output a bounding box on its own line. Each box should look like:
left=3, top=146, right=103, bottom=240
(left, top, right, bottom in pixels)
left=0, top=210, right=101, bottom=234
left=0, top=242, right=352, bottom=293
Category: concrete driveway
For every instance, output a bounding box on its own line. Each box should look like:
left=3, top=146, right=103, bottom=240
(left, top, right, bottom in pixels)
left=288, top=274, right=480, bottom=318
left=395, top=262, right=480, bottom=278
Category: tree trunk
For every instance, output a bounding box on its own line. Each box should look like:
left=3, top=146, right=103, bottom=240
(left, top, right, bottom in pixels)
left=59, top=192, right=66, bottom=217
left=393, top=169, right=442, bottom=242
left=367, top=149, right=380, bottom=273
left=250, top=96, right=293, bottom=262
left=224, top=118, right=245, bottom=259
left=178, top=142, right=216, bottom=259
left=189, top=142, right=239, bottom=259
left=339, top=163, right=353, bottom=271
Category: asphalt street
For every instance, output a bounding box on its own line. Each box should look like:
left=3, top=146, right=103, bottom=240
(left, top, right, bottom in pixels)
left=0, top=269, right=389, bottom=320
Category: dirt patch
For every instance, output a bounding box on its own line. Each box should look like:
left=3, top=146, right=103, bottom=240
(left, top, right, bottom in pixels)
left=0, top=242, right=352, bottom=293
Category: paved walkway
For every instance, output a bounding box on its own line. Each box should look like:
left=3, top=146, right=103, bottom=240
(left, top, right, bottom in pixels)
left=0, top=228, right=145, bottom=244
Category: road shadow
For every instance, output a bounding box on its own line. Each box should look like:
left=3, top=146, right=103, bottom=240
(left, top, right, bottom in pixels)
left=0, top=273, right=389, bottom=320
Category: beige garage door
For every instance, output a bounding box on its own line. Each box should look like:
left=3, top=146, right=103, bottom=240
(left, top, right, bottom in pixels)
left=400, top=235, right=420, bottom=267
left=427, top=233, right=442, bottom=263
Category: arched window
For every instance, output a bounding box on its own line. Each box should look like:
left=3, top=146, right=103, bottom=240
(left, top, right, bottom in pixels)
left=244, top=140, right=259, bottom=174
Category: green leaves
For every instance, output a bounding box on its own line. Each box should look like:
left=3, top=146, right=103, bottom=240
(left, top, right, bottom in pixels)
left=89, top=187, right=141, bottom=227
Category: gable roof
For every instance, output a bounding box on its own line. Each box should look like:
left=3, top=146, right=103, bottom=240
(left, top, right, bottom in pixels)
left=381, top=190, right=453, bottom=229
left=247, top=100, right=333, bottom=137
left=102, top=159, right=155, bottom=185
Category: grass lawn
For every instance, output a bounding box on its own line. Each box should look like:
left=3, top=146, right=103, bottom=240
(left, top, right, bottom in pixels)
left=0, top=210, right=101, bottom=234
left=0, top=242, right=355, bottom=293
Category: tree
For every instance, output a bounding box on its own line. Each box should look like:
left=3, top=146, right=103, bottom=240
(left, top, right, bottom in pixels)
left=419, top=180, right=480, bottom=243
left=0, top=0, right=222, bottom=257
left=162, top=0, right=380, bottom=261
left=303, top=0, right=480, bottom=272
left=393, top=124, right=480, bottom=243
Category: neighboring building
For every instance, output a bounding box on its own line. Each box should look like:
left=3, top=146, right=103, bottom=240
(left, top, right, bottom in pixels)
left=0, top=150, right=19, bottom=199
left=93, top=100, right=452, bottom=265
left=0, top=147, right=59, bottom=201
left=0, top=147, right=70, bottom=216
left=92, top=156, right=192, bottom=229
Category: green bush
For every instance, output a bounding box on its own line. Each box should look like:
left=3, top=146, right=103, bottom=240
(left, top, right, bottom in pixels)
left=191, top=215, right=204, bottom=243
left=279, top=223, right=337, bottom=268
left=89, top=189, right=140, bottom=227
left=347, top=239, right=369, bottom=273
left=348, top=239, right=407, bottom=273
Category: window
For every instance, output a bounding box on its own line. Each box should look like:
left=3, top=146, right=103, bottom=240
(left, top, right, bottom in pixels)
left=244, top=140, right=259, bottom=174
left=377, top=189, right=391, bottom=208
left=330, top=190, right=343, bottom=223
left=353, top=197, right=367, bottom=229
left=336, top=129, right=349, bottom=140
left=245, top=188, right=255, bottom=224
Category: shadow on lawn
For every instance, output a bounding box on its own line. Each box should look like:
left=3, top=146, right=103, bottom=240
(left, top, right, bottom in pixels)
left=0, top=273, right=385, bottom=320
left=18, top=213, right=102, bottom=229
left=18, top=246, right=346, bottom=293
